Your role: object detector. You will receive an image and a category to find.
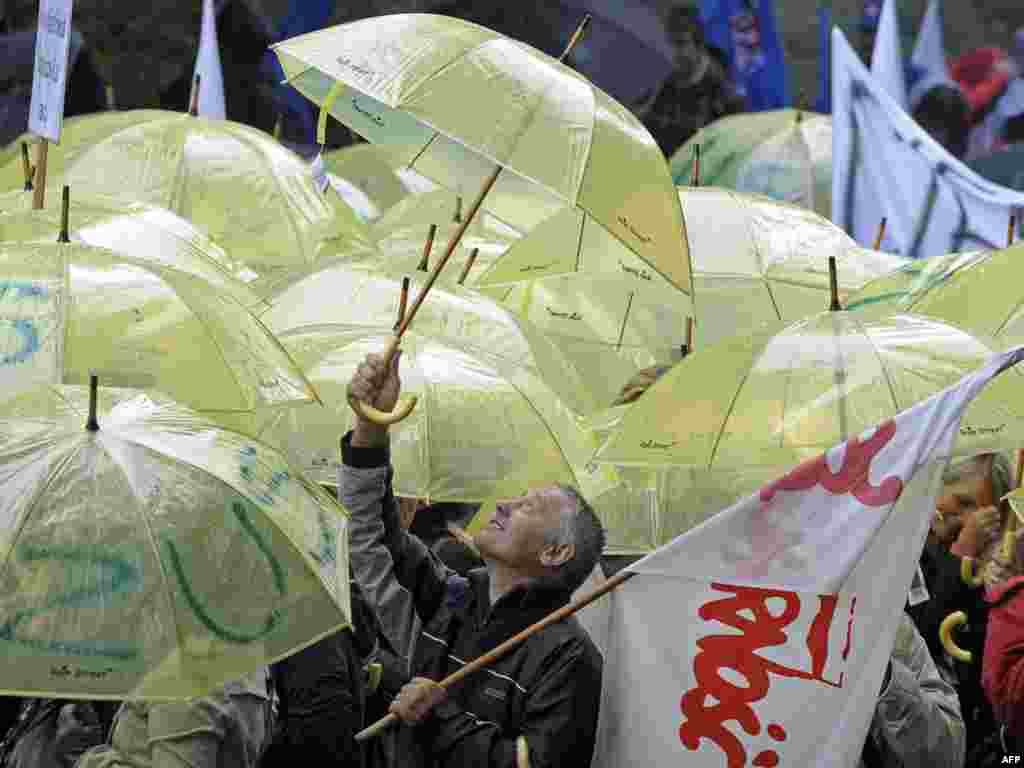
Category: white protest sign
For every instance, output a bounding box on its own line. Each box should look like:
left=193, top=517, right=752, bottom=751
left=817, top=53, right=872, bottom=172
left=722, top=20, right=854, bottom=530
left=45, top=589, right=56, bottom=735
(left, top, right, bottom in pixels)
left=28, top=0, right=75, bottom=143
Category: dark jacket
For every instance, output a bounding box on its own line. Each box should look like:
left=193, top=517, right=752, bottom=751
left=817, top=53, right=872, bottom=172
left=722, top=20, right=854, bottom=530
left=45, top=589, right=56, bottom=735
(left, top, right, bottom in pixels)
left=338, top=433, right=603, bottom=768
left=982, top=576, right=1024, bottom=744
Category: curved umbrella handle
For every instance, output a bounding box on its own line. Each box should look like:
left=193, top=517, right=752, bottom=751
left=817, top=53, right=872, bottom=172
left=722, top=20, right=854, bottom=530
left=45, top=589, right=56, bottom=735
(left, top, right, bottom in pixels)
left=348, top=335, right=419, bottom=426
left=939, top=611, right=973, bottom=664
left=961, top=556, right=985, bottom=588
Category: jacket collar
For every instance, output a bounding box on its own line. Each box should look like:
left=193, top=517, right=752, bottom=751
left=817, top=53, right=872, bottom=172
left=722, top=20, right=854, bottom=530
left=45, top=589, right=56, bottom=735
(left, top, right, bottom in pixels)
left=467, top=568, right=573, bottom=654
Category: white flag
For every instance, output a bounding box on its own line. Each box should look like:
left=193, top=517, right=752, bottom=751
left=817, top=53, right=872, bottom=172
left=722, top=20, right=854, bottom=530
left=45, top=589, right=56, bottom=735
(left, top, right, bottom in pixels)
left=591, top=345, right=1024, bottom=768
left=192, top=0, right=226, bottom=119
left=870, top=0, right=908, bottom=110
left=909, top=0, right=946, bottom=101
left=832, top=28, right=1024, bottom=259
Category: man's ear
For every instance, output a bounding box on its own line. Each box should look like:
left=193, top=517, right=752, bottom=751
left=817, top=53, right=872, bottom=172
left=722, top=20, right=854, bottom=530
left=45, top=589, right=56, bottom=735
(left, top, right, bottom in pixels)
left=539, top=542, right=574, bottom=569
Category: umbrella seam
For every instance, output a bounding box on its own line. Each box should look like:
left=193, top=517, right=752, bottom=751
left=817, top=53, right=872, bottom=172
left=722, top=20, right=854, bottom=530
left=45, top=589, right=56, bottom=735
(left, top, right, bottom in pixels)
left=707, top=335, right=773, bottom=470
left=857, top=314, right=902, bottom=412
left=501, top=373, right=581, bottom=488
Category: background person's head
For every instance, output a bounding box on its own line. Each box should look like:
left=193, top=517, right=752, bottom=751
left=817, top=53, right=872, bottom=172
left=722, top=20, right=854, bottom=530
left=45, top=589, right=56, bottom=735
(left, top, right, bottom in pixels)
left=473, top=484, right=605, bottom=594
left=664, top=5, right=708, bottom=82
left=911, top=84, right=972, bottom=160
left=932, top=453, right=1013, bottom=546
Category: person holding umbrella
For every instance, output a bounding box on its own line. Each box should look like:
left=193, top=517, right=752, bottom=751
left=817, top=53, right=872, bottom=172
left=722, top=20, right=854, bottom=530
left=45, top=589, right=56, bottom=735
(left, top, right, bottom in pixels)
left=339, top=350, right=605, bottom=768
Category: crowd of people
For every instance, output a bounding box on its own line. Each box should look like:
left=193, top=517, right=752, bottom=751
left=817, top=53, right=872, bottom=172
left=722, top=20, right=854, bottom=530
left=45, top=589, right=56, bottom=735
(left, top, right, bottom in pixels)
left=0, top=358, right=1021, bottom=768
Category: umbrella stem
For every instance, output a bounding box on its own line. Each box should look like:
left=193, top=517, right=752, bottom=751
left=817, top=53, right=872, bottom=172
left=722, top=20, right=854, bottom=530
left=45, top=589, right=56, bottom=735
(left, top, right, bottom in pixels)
left=559, top=15, right=592, bottom=62
left=86, top=374, right=100, bottom=432
left=872, top=218, right=887, bottom=251
left=32, top=141, right=49, bottom=210
left=693, top=144, right=701, bottom=187
left=828, top=256, right=841, bottom=312
left=457, top=248, right=480, bottom=285
left=417, top=224, right=437, bottom=272
left=1010, top=214, right=1017, bottom=248
left=681, top=316, right=694, bottom=358
left=189, top=75, right=201, bottom=116
left=454, top=196, right=463, bottom=223
left=21, top=142, right=34, bottom=192
left=58, top=186, right=70, bottom=243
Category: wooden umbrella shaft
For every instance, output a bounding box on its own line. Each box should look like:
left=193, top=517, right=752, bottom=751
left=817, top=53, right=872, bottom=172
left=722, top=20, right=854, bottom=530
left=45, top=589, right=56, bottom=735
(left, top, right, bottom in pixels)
left=355, top=568, right=635, bottom=742
left=32, top=141, right=49, bottom=210
left=872, top=218, right=887, bottom=251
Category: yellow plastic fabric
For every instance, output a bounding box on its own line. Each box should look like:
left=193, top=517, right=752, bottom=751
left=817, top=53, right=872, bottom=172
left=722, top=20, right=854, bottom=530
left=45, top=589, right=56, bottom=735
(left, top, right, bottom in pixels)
left=271, top=14, right=692, bottom=296
left=0, top=110, right=170, bottom=193
left=679, top=187, right=907, bottom=348
left=844, top=251, right=986, bottom=317
left=671, top=109, right=833, bottom=219
left=0, top=191, right=261, bottom=311
left=0, top=241, right=317, bottom=413
left=890, top=244, right=1024, bottom=348
left=246, top=326, right=601, bottom=501
left=0, top=384, right=349, bottom=700
left=323, top=143, right=413, bottom=217
left=258, top=263, right=599, bottom=417
left=59, top=115, right=373, bottom=301
left=596, top=311, right=1024, bottom=473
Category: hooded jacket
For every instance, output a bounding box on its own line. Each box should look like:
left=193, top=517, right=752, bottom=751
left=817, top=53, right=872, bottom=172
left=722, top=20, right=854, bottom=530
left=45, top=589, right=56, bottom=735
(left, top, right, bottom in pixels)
left=338, top=433, right=602, bottom=768
left=982, top=575, right=1024, bottom=744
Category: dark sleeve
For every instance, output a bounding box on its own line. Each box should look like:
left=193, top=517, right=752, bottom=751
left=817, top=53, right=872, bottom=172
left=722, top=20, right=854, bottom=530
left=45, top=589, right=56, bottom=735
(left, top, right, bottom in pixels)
left=420, top=641, right=603, bottom=768
left=340, top=432, right=452, bottom=626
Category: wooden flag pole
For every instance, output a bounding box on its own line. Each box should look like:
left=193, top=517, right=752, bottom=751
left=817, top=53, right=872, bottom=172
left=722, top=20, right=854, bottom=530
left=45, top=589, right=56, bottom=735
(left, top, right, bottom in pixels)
left=417, top=224, right=437, bottom=272
left=457, top=248, right=480, bottom=285
left=347, top=14, right=593, bottom=426
left=872, top=218, right=887, bottom=251
left=356, top=567, right=636, bottom=742
left=32, top=140, right=50, bottom=210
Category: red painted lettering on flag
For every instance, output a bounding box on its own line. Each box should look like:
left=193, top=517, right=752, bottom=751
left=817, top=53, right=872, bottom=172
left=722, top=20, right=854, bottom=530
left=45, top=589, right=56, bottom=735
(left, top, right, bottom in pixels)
left=760, top=420, right=903, bottom=508
left=679, top=583, right=848, bottom=768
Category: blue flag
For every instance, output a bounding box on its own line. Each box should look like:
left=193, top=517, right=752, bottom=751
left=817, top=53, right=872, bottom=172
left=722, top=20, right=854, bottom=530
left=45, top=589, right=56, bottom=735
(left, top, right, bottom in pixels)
left=260, top=0, right=336, bottom=148
left=816, top=5, right=832, bottom=113
left=700, top=0, right=790, bottom=111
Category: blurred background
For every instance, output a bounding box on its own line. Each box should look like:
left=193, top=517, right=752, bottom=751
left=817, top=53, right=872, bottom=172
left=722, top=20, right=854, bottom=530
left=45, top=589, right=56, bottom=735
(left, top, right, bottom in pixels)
left=3, top=0, right=1024, bottom=156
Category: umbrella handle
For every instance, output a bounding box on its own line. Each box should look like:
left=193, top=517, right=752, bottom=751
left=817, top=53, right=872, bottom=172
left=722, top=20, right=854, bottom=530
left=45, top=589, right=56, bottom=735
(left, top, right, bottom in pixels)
left=939, top=611, right=972, bottom=664
left=960, top=556, right=985, bottom=588
left=347, top=335, right=419, bottom=425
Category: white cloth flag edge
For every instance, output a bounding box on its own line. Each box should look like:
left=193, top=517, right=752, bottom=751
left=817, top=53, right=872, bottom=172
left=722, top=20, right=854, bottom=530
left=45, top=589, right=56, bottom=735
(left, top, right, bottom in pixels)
left=870, top=0, right=909, bottom=109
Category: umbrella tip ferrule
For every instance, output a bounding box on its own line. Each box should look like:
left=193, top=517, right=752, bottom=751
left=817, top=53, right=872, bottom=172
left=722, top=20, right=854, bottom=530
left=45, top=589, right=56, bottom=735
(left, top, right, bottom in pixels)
left=828, top=256, right=842, bottom=312
left=58, top=186, right=70, bottom=243
left=86, top=373, right=100, bottom=432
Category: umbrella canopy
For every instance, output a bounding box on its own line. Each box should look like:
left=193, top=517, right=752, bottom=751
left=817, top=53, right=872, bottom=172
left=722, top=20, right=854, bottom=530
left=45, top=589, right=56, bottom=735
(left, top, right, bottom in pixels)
left=845, top=249, right=989, bottom=318
left=671, top=110, right=833, bottom=219
left=901, top=242, right=1024, bottom=349
left=245, top=326, right=605, bottom=502
left=680, top=187, right=906, bottom=347
left=370, top=189, right=523, bottom=278
left=0, top=384, right=349, bottom=700
left=257, top=264, right=598, bottom=418
left=595, top=311, right=1024, bottom=474
left=0, top=241, right=317, bottom=413
left=322, top=143, right=419, bottom=220
left=0, top=191, right=260, bottom=310
left=271, top=13, right=692, bottom=296
left=59, top=115, right=373, bottom=300
left=0, top=110, right=170, bottom=194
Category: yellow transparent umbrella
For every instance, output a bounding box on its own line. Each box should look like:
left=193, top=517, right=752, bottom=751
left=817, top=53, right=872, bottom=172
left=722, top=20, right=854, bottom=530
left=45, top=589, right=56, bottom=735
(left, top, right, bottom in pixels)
left=258, top=263, right=599, bottom=417
left=595, top=311, right=1024, bottom=475
left=0, top=380, right=349, bottom=700
left=243, top=326, right=608, bottom=502
left=671, top=109, right=833, bottom=219
left=0, top=241, right=318, bottom=413
left=0, top=189, right=261, bottom=310
left=844, top=250, right=988, bottom=318
left=59, top=114, right=373, bottom=300
left=0, top=110, right=170, bottom=193
left=271, top=13, right=692, bottom=297
left=679, top=187, right=907, bottom=347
